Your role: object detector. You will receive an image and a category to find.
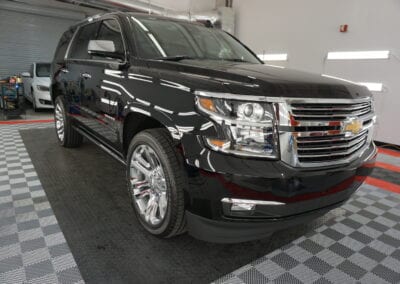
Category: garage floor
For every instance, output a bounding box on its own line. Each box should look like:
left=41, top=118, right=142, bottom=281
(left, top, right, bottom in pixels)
left=0, top=122, right=399, bottom=283
left=0, top=100, right=53, bottom=122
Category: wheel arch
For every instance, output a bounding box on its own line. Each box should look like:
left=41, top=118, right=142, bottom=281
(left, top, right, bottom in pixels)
left=122, top=109, right=180, bottom=156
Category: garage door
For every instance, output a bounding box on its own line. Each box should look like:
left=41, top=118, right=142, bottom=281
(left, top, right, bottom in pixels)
left=0, top=9, right=77, bottom=78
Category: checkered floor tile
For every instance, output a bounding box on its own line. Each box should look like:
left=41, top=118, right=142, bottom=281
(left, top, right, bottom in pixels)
left=1, top=121, right=400, bottom=284
left=215, top=181, right=400, bottom=283
left=0, top=122, right=83, bottom=284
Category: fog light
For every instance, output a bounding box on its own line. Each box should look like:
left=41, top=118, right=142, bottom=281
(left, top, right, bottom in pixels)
left=231, top=202, right=256, bottom=211
left=222, top=198, right=285, bottom=211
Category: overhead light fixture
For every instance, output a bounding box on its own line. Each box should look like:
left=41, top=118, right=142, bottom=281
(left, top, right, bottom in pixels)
left=258, top=53, right=288, bottom=61
left=358, top=82, right=384, bottom=92
left=327, top=50, right=390, bottom=60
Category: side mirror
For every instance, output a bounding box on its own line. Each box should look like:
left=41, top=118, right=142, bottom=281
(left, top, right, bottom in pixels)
left=21, top=72, right=31, bottom=78
left=88, top=40, right=124, bottom=60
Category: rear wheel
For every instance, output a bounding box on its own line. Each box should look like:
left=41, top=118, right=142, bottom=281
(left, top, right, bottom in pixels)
left=54, top=96, right=83, bottom=148
left=127, top=128, right=186, bottom=238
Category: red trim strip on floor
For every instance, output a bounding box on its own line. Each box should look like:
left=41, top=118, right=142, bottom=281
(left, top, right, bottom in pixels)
left=0, top=119, right=54, bottom=125
left=365, top=176, right=400, bottom=194
left=375, top=162, right=400, bottom=173
left=378, top=147, right=400, bottom=158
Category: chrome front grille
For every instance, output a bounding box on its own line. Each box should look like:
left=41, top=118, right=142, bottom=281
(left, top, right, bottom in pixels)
left=290, top=101, right=371, bottom=120
left=276, top=98, right=375, bottom=168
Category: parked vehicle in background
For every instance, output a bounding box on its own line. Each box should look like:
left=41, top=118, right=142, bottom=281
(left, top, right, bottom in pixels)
left=51, top=12, right=377, bottom=243
left=21, top=63, right=53, bottom=111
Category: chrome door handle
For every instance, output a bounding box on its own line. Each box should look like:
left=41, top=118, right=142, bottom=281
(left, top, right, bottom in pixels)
left=81, top=73, right=92, bottom=79
left=60, top=68, right=69, bottom=73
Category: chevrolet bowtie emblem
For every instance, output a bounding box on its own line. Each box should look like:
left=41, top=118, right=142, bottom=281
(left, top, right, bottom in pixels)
left=344, top=119, right=363, bottom=134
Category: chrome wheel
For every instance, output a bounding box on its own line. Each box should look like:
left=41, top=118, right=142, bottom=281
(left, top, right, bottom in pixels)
left=55, top=102, right=65, bottom=142
left=130, top=144, right=168, bottom=226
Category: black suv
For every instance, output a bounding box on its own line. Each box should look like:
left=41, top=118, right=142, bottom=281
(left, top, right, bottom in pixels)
left=51, top=12, right=377, bottom=243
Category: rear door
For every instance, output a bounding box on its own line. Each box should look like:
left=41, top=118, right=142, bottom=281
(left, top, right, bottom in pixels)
left=51, top=27, right=77, bottom=116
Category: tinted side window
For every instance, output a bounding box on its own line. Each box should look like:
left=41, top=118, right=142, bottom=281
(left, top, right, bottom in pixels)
left=96, top=19, right=124, bottom=55
left=54, top=28, right=75, bottom=64
left=69, top=22, right=100, bottom=60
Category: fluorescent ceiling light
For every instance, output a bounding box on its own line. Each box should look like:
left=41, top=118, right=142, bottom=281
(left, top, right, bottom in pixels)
left=327, top=50, right=390, bottom=60
left=358, top=82, right=383, bottom=92
left=258, top=53, right=288, bottom=61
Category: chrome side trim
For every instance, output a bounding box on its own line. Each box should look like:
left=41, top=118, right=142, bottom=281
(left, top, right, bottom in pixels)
left=221, top=198, right=285, bottom=206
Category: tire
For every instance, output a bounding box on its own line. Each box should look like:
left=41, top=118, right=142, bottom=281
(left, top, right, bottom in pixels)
left=126, top=128, right=187, bottom=238
left=54, top=96, right=83, bottom=148
left=31, top=89, right=38, bottom=112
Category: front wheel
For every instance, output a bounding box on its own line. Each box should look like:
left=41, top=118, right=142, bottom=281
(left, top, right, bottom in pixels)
left=31, top=90, right=38, bottom=112
left=126, top=128, right=187, bottom=238
left=54, top=96, right=83, bottom=148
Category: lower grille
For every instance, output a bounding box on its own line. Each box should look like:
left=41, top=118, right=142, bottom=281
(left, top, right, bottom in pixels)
left=296, top=130, right=368, bottom=163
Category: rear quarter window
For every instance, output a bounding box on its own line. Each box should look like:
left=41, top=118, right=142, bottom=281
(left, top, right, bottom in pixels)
left=53, top=28, right=75, bottom=64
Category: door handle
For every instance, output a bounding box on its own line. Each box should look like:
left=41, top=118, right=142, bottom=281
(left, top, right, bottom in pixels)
left=60, top=68, right=69, bottom=73
left=81, top=73, right=92, bottom=79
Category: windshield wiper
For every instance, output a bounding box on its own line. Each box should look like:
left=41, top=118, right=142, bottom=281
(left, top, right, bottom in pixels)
left=155, top=55, right=197, bottom=62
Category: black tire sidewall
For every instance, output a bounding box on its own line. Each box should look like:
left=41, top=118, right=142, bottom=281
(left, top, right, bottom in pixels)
left=32, top=90, right=37, bottom=111
left=54, top=96, right=67, bottom=146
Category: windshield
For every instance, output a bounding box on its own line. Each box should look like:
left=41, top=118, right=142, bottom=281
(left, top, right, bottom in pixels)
left=36, top=63, right=50, bottom=77
left=130, top=16, right=261, bottom=64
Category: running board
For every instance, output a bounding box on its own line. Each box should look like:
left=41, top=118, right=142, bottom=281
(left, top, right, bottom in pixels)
left=73, top=126, right=126, bottom=166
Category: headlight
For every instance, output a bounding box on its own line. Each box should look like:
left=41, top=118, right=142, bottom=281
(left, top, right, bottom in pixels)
left=36, top=85, right=49, bottom=91
left=195, top=92, right=279, bottom=158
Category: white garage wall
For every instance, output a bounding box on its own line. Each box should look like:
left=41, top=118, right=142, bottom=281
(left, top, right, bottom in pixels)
left=233, top=0, right=400, bottom=145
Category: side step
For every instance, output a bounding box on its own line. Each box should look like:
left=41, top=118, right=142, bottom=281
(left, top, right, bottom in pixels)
left=73, top=126, right=126, bottom=165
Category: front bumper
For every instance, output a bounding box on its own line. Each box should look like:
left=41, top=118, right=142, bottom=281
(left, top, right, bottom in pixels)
left=181, top=134, right=377, bottom=243
left=34, top=91, right=53, bottom=109
left=186, top=199, right=346, bottom=243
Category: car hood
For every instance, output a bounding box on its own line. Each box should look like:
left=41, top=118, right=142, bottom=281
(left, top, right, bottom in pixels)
left=151, top=59, right=370, bottom=100
left=33, top=77, right=50, bottom=86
